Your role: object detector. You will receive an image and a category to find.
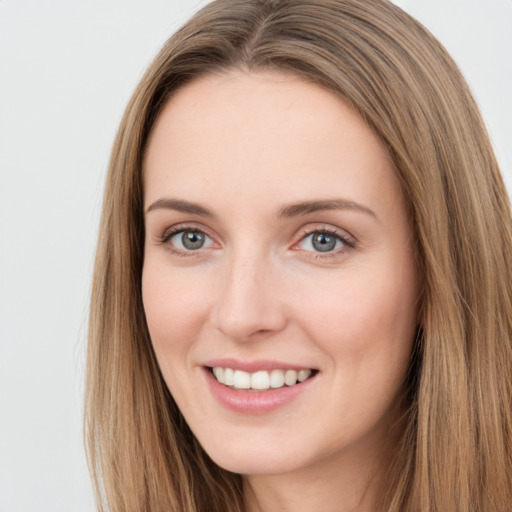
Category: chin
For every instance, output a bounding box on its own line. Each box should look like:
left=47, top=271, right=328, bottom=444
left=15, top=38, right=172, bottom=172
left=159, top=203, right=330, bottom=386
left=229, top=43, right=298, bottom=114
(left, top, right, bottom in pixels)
left=201, top=437, right=306, bottom=476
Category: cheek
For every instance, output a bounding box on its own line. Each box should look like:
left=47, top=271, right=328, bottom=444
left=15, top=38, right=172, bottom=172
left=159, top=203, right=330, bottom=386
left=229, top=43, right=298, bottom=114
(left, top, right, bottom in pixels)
left=141, top=262, right=212, bottom=363
left=297, top=268, right=418, bottom=439
left=293, top=259, right=418, bottom=375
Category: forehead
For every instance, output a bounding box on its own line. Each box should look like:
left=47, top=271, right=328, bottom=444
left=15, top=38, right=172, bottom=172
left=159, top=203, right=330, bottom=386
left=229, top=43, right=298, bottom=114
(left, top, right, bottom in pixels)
left=143, top=69, right=402, bottom=218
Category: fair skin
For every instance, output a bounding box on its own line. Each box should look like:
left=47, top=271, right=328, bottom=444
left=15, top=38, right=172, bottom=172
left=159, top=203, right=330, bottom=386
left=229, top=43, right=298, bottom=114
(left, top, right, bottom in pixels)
left=142, top=69, right=419, bottom=512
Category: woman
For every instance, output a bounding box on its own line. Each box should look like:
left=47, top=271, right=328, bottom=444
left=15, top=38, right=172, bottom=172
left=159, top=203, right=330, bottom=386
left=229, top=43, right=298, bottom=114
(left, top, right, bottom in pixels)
left=85, top=1, right=512, bottom=510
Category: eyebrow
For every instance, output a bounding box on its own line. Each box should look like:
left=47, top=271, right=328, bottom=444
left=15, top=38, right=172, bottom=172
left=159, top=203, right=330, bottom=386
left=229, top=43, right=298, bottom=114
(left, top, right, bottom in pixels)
left=145, top=197, right=377, bottom=221
left=277, top=199, right=377, bottom=220
left=146, top=197, right=214, bottom=217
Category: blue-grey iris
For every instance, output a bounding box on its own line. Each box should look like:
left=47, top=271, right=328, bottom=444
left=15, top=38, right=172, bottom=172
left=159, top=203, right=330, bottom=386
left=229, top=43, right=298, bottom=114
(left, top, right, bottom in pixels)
left=312, top=233, right=337, bottom=252
left=182, top=231, right=205, bottom=250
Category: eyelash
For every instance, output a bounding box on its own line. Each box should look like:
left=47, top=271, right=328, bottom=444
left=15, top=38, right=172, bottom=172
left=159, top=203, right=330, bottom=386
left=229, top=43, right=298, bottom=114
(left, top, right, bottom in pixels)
left=294, top=227, right=355, bottom=260
left=158, top=224, right=215, bottom=257
left=157, top=224, right=356, bottom=259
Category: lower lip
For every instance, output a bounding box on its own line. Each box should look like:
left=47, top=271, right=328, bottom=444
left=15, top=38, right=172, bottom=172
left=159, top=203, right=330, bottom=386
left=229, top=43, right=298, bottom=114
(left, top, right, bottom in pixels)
left=203, top=368, right=317, bottom=414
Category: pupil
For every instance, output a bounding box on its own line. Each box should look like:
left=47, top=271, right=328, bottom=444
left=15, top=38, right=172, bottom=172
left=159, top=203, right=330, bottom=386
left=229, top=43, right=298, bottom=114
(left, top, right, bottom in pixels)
left=312, top=233, right=336, bottom=252
left=182, top=231, right=205, bottom=250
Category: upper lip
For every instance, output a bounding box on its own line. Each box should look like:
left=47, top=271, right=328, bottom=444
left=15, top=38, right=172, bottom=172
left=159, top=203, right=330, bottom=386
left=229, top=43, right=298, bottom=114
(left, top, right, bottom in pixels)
left=202, top=358, right=317, bottom=373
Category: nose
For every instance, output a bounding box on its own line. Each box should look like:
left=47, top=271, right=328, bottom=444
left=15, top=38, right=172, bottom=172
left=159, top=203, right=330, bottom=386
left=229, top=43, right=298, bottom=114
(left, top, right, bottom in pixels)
left=210, top=252, right=287, bottom=341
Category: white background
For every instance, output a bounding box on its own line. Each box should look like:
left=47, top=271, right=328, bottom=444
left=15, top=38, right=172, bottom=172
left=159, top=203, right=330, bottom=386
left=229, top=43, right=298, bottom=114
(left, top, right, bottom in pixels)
left=0, top=1, right=510, bottom=511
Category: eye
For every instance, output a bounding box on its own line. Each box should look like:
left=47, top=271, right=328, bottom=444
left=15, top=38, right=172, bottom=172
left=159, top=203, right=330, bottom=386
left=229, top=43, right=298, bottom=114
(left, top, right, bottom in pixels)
left=167, top=229, right=214, bottom=251
left=296, top=229, right=353, bottom=254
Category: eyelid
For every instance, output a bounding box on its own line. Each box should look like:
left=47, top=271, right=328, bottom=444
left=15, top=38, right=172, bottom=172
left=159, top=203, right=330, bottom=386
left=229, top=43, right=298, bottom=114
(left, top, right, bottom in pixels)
left=157, top=222, right=220, bottom=256
left=159, top=222, right=216, bottom=243
left=295, top=223, right=355, bottom=242
left=292, top=224, right=356, bottom=255
left=154, top=221, right=356, bottom=259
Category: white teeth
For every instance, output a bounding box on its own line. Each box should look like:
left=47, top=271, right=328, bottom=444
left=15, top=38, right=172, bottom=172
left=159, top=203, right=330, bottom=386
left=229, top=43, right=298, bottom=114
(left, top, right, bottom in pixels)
left=212, top=367, right=224, bottom=384
left=233, top=370, right=251, bottom=389
left=224, top=368, right=235, bottom=386
left=284, top=369, right=298, bottom=386
left=298, top=369, right=312, bottom=382
left=270, top=369, right=285, bottom=388
left=251, top=371, right=270, bottom=390
left=211, top=367, right=314, bottom=390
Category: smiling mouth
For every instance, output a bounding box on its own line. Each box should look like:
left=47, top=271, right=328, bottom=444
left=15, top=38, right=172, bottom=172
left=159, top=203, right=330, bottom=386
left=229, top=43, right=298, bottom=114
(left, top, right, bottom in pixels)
left=209, top=367, right=318, bottom=391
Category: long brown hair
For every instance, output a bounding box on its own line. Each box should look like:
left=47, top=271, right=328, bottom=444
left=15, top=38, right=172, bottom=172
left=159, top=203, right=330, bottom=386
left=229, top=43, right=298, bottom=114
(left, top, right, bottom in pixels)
left=85, top=1, right=512, bottom=510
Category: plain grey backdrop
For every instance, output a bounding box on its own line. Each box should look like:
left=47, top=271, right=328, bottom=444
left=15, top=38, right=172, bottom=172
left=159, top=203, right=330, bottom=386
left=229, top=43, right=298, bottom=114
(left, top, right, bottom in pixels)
left=1, top=1, right=511, bottom=511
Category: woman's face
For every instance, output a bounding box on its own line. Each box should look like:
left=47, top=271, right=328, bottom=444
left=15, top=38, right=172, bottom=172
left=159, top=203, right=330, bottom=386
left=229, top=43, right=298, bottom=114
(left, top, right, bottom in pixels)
left=142, top=70, right=419, bottom=478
